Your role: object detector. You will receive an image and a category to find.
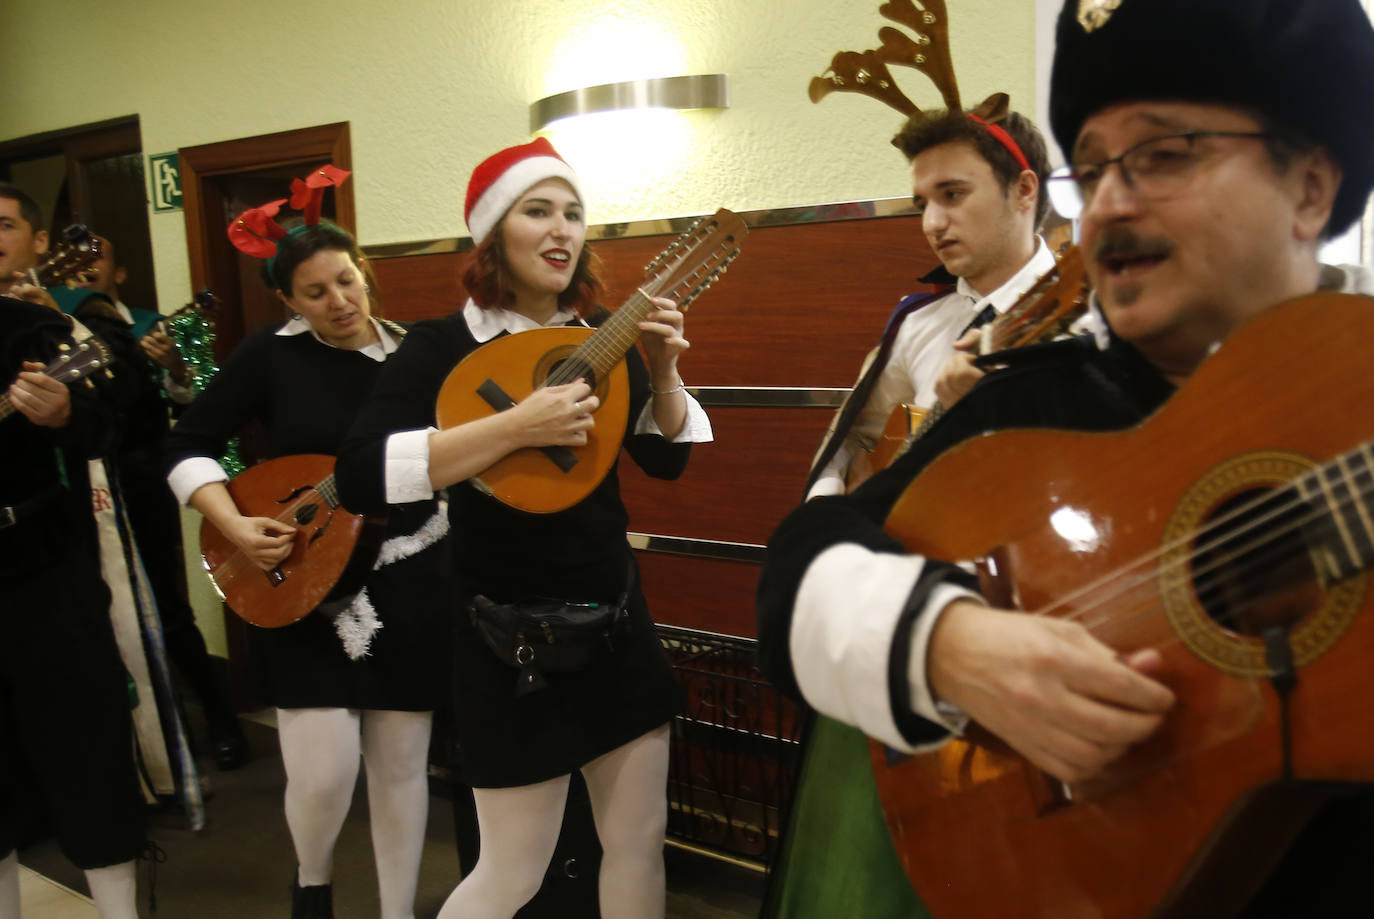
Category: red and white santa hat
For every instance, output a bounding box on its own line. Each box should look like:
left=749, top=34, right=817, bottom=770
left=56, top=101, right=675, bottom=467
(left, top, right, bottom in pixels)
left=464, top=137, right=584, bottom=245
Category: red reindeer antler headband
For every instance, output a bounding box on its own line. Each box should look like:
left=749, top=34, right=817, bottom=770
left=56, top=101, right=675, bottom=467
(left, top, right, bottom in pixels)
left=227, top=164, right=351, bottom=259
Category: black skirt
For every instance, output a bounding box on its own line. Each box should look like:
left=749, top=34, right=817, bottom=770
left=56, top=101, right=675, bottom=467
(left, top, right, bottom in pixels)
left=449, top=568, right=682, bottom=788
left=249, top=535, right=454, bottom=712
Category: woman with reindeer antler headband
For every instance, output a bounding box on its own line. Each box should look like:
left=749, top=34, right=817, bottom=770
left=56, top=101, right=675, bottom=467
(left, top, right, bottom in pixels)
left=164, top=168, right=450, bottom=919
left=335, top=137, right=714, bottom=919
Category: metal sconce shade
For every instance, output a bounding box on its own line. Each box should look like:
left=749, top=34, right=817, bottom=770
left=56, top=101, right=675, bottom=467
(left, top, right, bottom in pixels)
left=530, top=74, right=729, bottom=132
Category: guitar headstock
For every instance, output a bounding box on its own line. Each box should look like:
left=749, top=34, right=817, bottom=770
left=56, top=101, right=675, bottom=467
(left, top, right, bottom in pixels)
left=41, top=335, right=113, bottom=387
left=640, top=209, right=748, bottom=311
left=191, top=288, right=221, bottom=319
left=35, top=225, right=103, bottom=289
left=989, top=246, right=1089, bottom=351
left=163, top=287, right=221, bottom=328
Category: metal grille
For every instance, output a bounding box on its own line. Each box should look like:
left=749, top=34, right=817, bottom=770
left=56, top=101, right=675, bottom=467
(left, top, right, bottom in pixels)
left=658, top=625, right=804, bottom=868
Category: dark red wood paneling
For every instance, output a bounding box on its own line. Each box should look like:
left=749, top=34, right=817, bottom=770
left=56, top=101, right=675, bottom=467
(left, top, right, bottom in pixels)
left=619, top=406, right=833, bottom=547
left=636, top=551, right=761, bottom=639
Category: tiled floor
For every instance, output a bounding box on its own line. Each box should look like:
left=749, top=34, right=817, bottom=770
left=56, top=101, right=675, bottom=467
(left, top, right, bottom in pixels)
left=18, top=865, right=97, bottom=918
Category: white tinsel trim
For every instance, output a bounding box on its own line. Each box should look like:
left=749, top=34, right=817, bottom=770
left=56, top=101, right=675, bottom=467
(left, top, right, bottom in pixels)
left=373, top=500, right=449, bottom=569
left=332, top=500, right=450, bottom=660
left=335, top=589, right=383, bottom=661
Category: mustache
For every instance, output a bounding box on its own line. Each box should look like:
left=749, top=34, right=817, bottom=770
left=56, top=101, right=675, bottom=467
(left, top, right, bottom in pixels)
left=1091, top=227, right=1174, bottom=265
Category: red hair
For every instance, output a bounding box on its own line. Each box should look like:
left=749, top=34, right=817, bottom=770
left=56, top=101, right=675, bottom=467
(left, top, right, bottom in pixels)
left=462, top=230, right=603, bottom=318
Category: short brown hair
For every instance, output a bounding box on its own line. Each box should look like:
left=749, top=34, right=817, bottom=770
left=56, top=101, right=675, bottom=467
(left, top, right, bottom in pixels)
left=893, top=110, right=1052, bottom=229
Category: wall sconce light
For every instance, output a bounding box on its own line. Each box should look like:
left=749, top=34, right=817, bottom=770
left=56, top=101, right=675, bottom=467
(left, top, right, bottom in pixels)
left=529, top=74, right=730, bottom=133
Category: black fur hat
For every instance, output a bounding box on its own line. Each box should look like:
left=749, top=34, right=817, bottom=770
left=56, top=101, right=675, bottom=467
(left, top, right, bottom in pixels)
left=1050, top=0, right=1374, bottom=234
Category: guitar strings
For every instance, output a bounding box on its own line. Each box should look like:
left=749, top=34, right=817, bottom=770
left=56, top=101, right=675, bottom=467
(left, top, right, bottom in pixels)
left=1007, top=457, right=1374, bottom=649
left=212, top=478, right=332, bottom=579
left=542, top=232, right=722, bottom=389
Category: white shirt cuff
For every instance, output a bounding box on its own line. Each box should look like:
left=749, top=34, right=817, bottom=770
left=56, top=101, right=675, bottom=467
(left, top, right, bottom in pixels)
left=789, top=543, right=925, bottom=751
left=632, top=391, right=714, bottom=443
left=168, top=456, right=229, bottom=506
left=805, top=444, right=853, bottom=501
left=386, top=428, right=438, bottom=503
left=907, top=583, right=983, bottom=730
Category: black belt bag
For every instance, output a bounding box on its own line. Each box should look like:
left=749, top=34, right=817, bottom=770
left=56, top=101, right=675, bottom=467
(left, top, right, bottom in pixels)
left=469, top=564, right=632, bottom=696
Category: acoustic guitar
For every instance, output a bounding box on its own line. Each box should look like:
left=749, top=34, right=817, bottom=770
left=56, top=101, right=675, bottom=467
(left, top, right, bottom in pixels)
left=20, top=224, right=104, bottom=289
left=435, top=208, right=747, bottom=514
left=0, top=335, right=114, bottom=423
left=200, top=454, right=385, bottom=628
left=871, top=292, right=1374, bottom=918
left=862, top=245, right=1087, bottom=475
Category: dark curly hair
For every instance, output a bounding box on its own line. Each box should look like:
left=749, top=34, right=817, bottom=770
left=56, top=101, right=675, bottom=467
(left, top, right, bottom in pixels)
left=893, top=110, right=1052, bottom=229
left=462, top=225, right=603, bottom=318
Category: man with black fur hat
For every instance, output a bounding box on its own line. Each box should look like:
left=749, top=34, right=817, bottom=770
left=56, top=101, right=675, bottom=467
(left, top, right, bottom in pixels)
left=757, top=0, right=1374, bottom=914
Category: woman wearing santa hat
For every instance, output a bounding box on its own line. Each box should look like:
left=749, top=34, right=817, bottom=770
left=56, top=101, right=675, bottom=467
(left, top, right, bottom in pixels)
left=166, top=168, right=450, bottom=919
left=336, top=137, right=713, bottom=919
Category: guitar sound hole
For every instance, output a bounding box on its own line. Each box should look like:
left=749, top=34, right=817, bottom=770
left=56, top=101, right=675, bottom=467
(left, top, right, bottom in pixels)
left=296, top=503, right=319, bottom=526
left=548, top=357, right=596, bottom=390
left=1191, top=487, right=1319, bottom=636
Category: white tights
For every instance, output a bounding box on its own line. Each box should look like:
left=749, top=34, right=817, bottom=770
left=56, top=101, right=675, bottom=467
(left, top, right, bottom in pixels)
left=277, top=707, right=432, bottom=919
left=0, top=852, right=137, bottom=919
left=436, top=723, right=671, bottom=919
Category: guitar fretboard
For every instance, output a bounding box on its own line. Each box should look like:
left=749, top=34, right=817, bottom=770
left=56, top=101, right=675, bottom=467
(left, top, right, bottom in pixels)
left=544, top=211, right=742, bottom=388
left=1296, top=442, right=1374, bottom=583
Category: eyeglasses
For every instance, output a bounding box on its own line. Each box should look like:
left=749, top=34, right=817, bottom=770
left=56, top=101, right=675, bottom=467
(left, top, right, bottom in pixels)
left=1046, top=131, right=1271, bottom=220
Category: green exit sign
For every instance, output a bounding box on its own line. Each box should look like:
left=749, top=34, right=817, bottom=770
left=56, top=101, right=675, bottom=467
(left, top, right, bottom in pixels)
left=149, top=152, right=182, bottom=212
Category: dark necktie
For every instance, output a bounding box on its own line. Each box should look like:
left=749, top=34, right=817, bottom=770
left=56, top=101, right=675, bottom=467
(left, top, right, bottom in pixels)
left=958, top=302, right=998, bottom=339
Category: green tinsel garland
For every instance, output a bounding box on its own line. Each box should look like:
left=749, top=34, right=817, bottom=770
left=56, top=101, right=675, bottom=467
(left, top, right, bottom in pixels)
left=165, top=309, right=245, bottom=477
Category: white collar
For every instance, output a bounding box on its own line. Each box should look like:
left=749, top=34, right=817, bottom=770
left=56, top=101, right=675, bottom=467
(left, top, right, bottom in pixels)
left=461, top=298, right=584, bottom=343
left=954, top=236, right=1058, bottom=316
left=276, top=315, right=398, bottom=363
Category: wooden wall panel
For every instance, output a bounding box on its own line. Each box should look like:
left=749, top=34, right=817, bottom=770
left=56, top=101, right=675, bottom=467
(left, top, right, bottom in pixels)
left=366, top=215, right=940, bottom=388
left=596, top=215, right=938, bottom=386
left=370, top=251, right=466, bottom=322
left=635, top=552, right=761, bottom=639
left=618, top=406, right=832, bottom=547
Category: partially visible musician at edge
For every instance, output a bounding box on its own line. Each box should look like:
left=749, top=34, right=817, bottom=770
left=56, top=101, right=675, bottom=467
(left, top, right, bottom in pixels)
left=1, top=191, right=146, bottom=919
left=757, top=0, right=1374, bottom=914
left=164, top=174, right=450, bottom=919
left=335, top=138, right=712, bottom=919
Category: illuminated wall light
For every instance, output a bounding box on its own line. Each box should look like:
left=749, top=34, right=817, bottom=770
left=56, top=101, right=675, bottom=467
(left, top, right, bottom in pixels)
left=529, top=74, right=729, bottom=133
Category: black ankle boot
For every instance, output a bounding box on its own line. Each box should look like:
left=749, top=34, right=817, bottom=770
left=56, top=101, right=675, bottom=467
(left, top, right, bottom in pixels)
left=290, top=874, right=334, bottom=919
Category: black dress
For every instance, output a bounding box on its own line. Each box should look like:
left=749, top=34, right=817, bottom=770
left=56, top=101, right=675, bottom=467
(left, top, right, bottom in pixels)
left=164, top=321, right=450, bottom=712
left=337, top=311, right=689, bottom=788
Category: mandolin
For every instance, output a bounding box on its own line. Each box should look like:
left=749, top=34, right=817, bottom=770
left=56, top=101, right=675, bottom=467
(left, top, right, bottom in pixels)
left=862, top=245, right=1087, bottom=477
left=200, top=454, right=385, bottom=628
left=435, top=208, right=747, bottom=514
left=871, top=292, right=1374, bottom=918
left=0, top=335, right=114, bottom=423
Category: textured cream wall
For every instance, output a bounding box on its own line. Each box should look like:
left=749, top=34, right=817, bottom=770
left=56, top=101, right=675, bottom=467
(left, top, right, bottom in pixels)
left=1, top=0, right=1036, bottom=306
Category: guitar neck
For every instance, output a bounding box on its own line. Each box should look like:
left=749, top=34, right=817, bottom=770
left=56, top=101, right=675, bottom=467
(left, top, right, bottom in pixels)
left=560, top=290, right=661, bottom=384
